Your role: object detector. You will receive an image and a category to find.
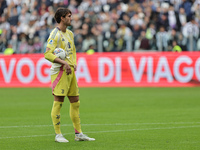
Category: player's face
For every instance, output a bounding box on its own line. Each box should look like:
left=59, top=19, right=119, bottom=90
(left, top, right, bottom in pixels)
left=63, top=13, right=72, bottom=26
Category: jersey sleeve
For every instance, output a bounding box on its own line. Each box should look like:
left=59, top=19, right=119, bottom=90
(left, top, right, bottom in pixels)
left=44, top=29, right=59, bottom=62
left=46, top=29, right=59, bottom=51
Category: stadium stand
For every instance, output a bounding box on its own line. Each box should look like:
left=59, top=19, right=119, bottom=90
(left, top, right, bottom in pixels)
left=0, top=0, right=200, bottom=54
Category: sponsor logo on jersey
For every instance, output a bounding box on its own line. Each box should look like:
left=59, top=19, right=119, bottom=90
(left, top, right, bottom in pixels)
left=49, top=39, right=53, bottom=45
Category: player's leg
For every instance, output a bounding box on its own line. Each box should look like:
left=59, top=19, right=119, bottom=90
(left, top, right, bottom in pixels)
left=51, top=96, right=64, bottom=135
left=68, top=67, right=95, bottom=141
left=51, top=96, right=69, bottom=142
left=51, top=72, right=69, bottom=142
left=68, top=96, right=82, bottom=134
left=68, top=96, right=95, bottom=141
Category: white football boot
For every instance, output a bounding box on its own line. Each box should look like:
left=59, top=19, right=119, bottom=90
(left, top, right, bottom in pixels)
left=75, top=133, right=95, bottom=141
left=55, top=134, right=69, bottom=143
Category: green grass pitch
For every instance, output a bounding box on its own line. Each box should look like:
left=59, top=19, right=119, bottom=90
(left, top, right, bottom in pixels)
left=0, top=87, right=200, bottom=150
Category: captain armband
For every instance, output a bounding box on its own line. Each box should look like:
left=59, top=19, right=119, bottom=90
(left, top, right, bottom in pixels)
left=44, top=51, right=57, bottom=63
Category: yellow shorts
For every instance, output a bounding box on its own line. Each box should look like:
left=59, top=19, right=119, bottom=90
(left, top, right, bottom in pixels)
left=51, top=66, right=79, bottom=96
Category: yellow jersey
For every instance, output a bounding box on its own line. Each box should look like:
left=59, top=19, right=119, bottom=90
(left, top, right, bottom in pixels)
left=46, top=27, right=77, bottom=75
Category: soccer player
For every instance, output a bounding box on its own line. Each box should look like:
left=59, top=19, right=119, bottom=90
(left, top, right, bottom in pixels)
left=44, top=7, right=95, bottom=143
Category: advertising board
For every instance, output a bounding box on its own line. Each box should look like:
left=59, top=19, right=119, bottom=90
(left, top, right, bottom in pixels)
left=0, top=52, right=200, bottom=87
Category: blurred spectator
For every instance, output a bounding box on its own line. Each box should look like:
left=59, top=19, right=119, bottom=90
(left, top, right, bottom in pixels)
left=172, top=40, right=182, bottom=52
left=116, top=20, right=132, bottom=51
left=0, top=0, right=7, bottom=15
left=99, top=0, right=107, bottom=5
left=171, top=0, right=182, bottom=12
left=38, top=2, right=49, bottom=16
left=27, top=38, right=35, bottom=53
left=167, top=28, right=179, bottom=49
left=103, top=24, right=117, bottom=52
left=74, top=34, right=83, bottom=52
left=36, top=20, right=49, bottom=51
left=108, top=0, right=119, bottom=11
left=130, top=13, right=144, bottom=27
left=128, top=0, right=140, bottom=16
left=71, top=14, right=82, bottom=31
left=79, top=23, right=91, bottom=39
left=86, top=44, right=95, bottom=55
left=78, top=0, right=90, bottom=12
left=176, top=7, right=187, bottom=31
left=4, top=43, right=14, bottom=55
left=146, top=23, right=156, bottom=50
left=0, top=29, right=6, bottom=52
left=191, top=0, right=200, bottom=26
left=120, top=13, right=131, bottom=29
left=82, top=35, right=96, bottom=52
left=26, top=15, right=39, bottom=39
left=33, top=0, right=41, bottom=11
left=18, top=7, right=31, bottom=25
left=179, top=0, right=193, bottom=21
left=156, top=13, right=169, bottom=31
left=68, top=0, right=79, bottom=14
left=7, top=5, right=18, bottom=26
left=0, top=15, right=10, bottom=37
left=101, top=12, right=112, bottom=33
left=46, top=6, right=56, bottom=26
left=92, top=0, right=102, bottom=14
left=132, top=24, right=142, bottom=49
left=177, top=32, right=187, bottom=51
left=167, top=4, right=177, bottom=30
left=91, top=17, right=103, bottom=37
left=138, top=31, right=150, bottom=50
left=110, top=8, right=120, bottom=21
left=156, top=26, right=169, bottom=51
left=18, top=37, right=28, bottom=54
left=52, top=0, right=66, bottom=10
left=33, top=36, right=42, bottom=53
left=9, top=25, right=18, bottom=53
left=182, top=16, right=199, bottom=51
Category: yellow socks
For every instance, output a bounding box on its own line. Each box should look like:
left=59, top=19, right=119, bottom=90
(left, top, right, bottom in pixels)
left=51, top=101, right=63, bottom=134
left=70, top=101, right=82, bottom=134
left=51, top=101, right=82, bottom=134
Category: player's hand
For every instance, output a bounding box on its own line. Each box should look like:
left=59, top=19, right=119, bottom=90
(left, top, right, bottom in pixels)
left=74, top=64, right=77, bottom=71
left=64, top=63, right=71, bottom=75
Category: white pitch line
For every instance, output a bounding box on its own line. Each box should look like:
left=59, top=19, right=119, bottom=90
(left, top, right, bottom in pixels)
left=85, top=125, right=200, bottom=133
left=0, top=122, right=200, bottom=129
left=0, top=125, right=200, bottom=139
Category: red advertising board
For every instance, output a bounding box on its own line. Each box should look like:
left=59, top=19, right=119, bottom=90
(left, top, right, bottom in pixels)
left=0, top=52, right=200, bottom=87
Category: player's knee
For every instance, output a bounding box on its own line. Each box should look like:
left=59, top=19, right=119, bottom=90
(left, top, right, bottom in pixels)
left=70, top=100, right=80, bottom=109
left=68, top=96, right=79, bottom=103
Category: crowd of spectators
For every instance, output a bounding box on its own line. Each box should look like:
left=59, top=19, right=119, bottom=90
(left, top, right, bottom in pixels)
left=0, top=0, right=200, bottom=54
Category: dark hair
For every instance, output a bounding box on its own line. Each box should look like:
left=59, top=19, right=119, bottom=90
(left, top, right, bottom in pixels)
left=54, top=7, right=72, bottom=23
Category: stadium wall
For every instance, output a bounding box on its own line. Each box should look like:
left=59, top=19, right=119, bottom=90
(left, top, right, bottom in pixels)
left=1, top=52, right=200, bottom=87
